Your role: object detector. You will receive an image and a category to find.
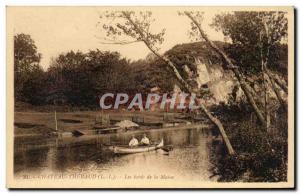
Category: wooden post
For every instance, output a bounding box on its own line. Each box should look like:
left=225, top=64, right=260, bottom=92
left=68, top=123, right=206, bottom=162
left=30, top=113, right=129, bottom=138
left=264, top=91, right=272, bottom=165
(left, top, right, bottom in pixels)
left=55, top=111, right=58, bottom=131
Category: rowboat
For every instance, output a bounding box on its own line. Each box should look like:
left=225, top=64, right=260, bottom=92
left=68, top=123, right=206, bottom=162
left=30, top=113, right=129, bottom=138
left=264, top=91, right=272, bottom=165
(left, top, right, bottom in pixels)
left=109, top=139, right=164, bottom=154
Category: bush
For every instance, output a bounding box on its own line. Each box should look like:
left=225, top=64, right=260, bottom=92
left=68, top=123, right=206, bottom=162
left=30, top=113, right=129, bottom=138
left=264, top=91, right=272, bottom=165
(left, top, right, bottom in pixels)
left=215, top=126, right=287, bottom=182
left=211, top=103, right=288, bottom=182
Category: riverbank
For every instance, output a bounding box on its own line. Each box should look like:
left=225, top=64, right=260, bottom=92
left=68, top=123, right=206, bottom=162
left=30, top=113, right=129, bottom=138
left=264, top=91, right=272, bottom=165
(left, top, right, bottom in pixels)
left=209, top=103, right=288, bottom=182
left=14, top=109, right=209, bottom=137
left=14, top=123, right=211, bottom=152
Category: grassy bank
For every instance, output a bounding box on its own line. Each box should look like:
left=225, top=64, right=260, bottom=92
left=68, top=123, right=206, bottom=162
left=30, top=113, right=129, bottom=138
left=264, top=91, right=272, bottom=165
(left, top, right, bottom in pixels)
left=14, top=107, right=202, bottom=137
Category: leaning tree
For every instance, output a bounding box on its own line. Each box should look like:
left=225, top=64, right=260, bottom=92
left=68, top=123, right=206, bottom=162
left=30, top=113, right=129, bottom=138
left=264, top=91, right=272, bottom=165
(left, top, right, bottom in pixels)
left=98, top=10, right=235, bottom=155
left=182, top=11, right=271, bottom=129
left=211, top=11, right=288, bottom=113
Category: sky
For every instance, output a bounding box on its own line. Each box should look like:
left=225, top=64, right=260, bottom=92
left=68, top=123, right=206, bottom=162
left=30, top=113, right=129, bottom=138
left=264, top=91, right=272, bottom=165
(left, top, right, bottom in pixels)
left=7, top=7, right=226, bottom=69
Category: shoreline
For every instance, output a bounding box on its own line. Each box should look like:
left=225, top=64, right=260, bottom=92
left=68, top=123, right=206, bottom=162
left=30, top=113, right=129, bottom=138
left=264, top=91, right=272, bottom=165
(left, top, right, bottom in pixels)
left=14, top=123, right=212, bottom=152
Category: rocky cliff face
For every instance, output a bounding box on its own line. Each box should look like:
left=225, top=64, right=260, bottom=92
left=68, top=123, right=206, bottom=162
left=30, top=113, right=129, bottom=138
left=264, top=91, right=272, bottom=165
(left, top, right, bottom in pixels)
left=166, top=41, right=286, bottom=105
left=196, top=57, right=235, bottom=103
left=182, top=56, right=240, bottom=104
left=192, top=56, right=286, bottom=105
left=166, top=41, right=241, bottom=104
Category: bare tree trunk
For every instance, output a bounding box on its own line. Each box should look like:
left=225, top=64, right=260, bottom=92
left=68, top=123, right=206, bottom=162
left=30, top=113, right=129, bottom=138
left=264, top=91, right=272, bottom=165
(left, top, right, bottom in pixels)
left=260, top=44, right=269, bottom=130
left=264, top=70, right=288, bottom=111
left=162, top=54, right=235, bottom=155
left=165, top=58, right=235, bottom=155
left=245, top=77, right=265, bottom=107
left=261, top=18, right=288, bottom=95
left=262, top=68, right=271, bottom=130
left=184, top=12, right=267, bottom=129
left=263, top=82, right=271, bottom=130
left=122, top=11, right=235, bottom=155
left=265, top=68, right=288, bottom=93
left=196, top=100, right=235, bottom=155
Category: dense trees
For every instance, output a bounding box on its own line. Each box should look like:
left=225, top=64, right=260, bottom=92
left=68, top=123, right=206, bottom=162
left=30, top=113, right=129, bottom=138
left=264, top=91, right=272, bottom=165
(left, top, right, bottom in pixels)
left=212, top=12, right=288, bottom=111
left=47, top=50, right=133, bottom=106
left=212, top=11, right=288, bottom=74
left=14, top=35, right=174, bottom=106
left=14, top=34, right=43, bottom=102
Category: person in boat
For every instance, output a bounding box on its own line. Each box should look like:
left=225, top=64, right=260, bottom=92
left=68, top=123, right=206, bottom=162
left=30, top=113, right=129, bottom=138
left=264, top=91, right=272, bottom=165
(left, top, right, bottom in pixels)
left=140, top=134, right=150, bottom=145
left=128, top=135, right=139, bottom=147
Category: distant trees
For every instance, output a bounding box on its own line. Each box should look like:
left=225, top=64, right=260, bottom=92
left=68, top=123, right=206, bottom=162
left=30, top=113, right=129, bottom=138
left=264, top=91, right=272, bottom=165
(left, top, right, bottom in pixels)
left=21, top=64, right=47, bottom=105
left=130, top=56, right=176, bottom=93
left=14, top=33, right=43, bottom=102
left=47, top=50, right=135, bottom=106
left=14, top=36, right=174, bottom=107
left=46, top=49, right=177, bottom=106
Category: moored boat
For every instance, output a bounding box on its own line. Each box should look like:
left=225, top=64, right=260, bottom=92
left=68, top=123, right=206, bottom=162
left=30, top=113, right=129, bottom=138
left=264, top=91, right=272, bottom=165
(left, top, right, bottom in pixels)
left=109, top=139, right=164, bottom=154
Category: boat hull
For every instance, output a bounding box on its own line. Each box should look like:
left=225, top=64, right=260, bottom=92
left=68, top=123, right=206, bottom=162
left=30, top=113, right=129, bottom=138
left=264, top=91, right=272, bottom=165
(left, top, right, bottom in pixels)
left=109, top=139, right=164, bottom=154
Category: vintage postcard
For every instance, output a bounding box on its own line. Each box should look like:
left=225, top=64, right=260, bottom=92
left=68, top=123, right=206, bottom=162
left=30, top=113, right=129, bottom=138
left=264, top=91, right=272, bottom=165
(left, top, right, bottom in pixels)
left=6, top=6, right=294, bottom=188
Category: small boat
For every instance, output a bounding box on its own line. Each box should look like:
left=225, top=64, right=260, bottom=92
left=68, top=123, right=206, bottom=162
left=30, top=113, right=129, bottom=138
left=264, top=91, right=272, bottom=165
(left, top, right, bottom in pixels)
left=109, top=139, right=164, bottom=154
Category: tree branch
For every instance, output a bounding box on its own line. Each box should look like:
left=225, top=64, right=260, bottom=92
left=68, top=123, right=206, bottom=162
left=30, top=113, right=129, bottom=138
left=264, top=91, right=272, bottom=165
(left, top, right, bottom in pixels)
left=121, top=11, right=235, bottom=155
left=184, top=11, right=268, bottom=129
left=97, top=40, right=141, bottom=45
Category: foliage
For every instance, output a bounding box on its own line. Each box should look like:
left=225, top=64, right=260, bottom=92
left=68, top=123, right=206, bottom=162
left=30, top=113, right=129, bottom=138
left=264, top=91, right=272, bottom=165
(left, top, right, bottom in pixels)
left=131, top=57, right=176, bottom=93
left=99, top=11, right=165, bottom=51
left=14, top=33, right=287, bottom=108
left=99, top=11, right=184, bottom=92
left=164, top=41, right=227, bottom=79
left=14, top=33, right=42, bottom=101
left=21, top=65, right=47, bottom=105
left=215, top=126, right=287, bottom=182
left=46, top=50, right=135, bottom=106
left=14, top=34, right=41, bottom=67
left=15, top=43, right=176, bottom=107
left=178, top=11, right=205, bottom=42
left=212, top=11, right=288, bottom=74
left=210, top=101, right=288, bottom=182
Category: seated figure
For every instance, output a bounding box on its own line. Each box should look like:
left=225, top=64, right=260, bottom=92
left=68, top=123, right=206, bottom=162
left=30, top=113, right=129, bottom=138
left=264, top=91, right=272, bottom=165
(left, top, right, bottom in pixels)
left=140, top=134, right=150, bottom=145
left=128, top=135, right=139, bottom=147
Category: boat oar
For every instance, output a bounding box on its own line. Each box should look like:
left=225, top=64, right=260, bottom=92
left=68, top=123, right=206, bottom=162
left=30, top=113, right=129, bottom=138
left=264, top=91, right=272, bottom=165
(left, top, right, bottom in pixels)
left=160, top=146, right=173, bottom=152
left=156, top=145, right=173, bottom=155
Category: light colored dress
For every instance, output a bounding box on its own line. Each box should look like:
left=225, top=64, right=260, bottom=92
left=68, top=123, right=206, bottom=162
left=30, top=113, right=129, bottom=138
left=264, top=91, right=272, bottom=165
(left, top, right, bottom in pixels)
left=140, top=137, right=150, bottom=145
left=129, top=138, right=139, bottom=147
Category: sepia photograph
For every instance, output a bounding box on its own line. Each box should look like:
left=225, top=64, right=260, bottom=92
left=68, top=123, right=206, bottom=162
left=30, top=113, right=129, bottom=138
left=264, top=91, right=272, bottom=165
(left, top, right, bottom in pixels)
left=6, top=6, right=294, bottom=188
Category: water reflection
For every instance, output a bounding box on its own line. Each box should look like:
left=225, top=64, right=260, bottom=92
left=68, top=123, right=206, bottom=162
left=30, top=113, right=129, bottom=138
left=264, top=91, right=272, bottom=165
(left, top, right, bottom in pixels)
left=14, top=128, right=216, bottom=181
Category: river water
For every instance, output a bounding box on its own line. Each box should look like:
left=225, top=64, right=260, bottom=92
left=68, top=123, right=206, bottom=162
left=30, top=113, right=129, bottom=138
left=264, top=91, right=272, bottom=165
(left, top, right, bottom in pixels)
left=14, top=127, right=220, bottom=182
